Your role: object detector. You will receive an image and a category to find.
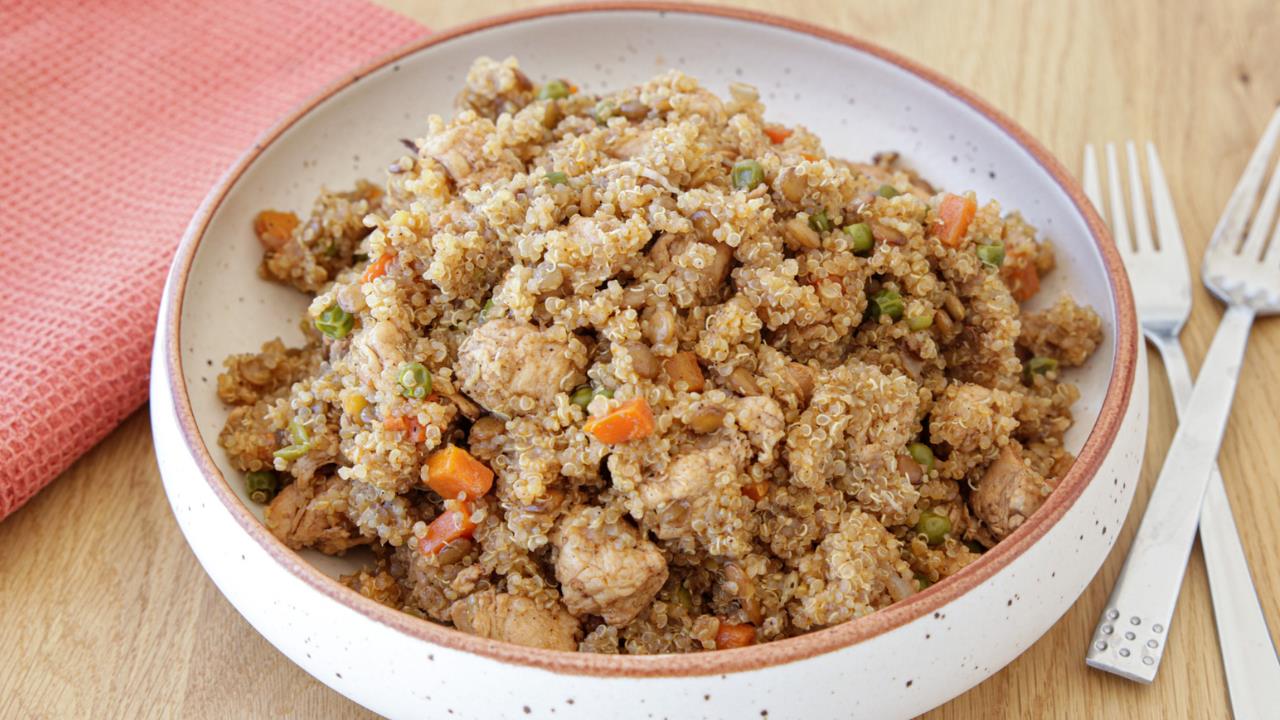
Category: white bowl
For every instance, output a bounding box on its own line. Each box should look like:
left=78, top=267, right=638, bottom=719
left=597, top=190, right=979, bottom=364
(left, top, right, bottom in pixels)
left=151, top=4, right=1146, bottom=718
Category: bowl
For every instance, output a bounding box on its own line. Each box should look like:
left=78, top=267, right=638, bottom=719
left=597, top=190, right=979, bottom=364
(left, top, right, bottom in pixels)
left=150, top=4, right=1147, bottom=718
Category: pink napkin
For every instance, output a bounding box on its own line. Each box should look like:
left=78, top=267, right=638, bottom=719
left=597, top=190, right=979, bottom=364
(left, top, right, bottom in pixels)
left=0, top=0, right=424, bottom=519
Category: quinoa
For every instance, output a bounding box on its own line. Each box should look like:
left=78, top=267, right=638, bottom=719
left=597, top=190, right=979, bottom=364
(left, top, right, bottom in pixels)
left=216, top=57, right=1104, bottom=654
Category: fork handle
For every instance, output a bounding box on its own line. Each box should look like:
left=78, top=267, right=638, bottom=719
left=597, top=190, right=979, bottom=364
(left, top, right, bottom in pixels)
left=1151, top=333, right=1280, bottom=718
left=1087, top=303, right=1256, bottom=682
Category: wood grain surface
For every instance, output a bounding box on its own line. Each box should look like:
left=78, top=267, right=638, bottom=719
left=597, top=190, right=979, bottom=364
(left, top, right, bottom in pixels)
left=3, top=1, right=1278, bottom=717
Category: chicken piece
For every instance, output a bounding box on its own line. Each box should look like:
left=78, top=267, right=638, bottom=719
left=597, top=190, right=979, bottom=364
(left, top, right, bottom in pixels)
left=265, top=477, right=367, bottom=555
left=456, top=319, right=588, bottom=417
left=969, top=445, right=1054, bottom=540
left=730, top=396, right=785, bottom=463
left=449, top=590, right=581, bottom=651
left=553, top=506, right=669, bottom=626
left=639, top=437, right=743, bottom=510
left=1017, top=294, right=1103, bottom=367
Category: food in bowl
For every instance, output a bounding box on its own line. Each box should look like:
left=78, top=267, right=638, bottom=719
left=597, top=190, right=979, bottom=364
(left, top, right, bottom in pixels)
left=216, top=57, right=1103, bottom=654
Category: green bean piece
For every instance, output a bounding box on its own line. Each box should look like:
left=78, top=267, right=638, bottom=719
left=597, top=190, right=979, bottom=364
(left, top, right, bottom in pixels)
left=545, top=171, right=569, bottom=186
left=907, top=442, right=935, bottom=473
left=977, top=242, right=1006, bottom=268
left=808, top=209, right=832, bottom=233
left=398, top=362, right=432, bottom=399
left=916, top=510, right=951, bottom=545
left=315, top=304, right=354, bottom=339
left=1026, top=356, right=1059, bottom=377
left=245, top=470, right=279, bottom=504
left=571, top=385, right=594, bottom=409
left=869, top=288, right=905, bottom=321
left=731, top=160, right=765, bottom=191
left=907, top=314, right=933, bottom=331
left=537, top=79, right=570, bottom=100
left=845, top=223, right=874, bottom=256
left=877, top=184, right=900, bottom=198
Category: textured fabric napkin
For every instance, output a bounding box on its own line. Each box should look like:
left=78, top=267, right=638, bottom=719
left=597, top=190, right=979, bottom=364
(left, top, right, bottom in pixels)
left=0, top=0, right=424, bottom=519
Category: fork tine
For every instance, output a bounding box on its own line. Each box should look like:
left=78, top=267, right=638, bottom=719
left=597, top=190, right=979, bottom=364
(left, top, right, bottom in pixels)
left=1083, top=144, right=1106, bottom=226
left=1240, top=153, right=1280, bottom=260
left=1212, top=105, right=1280, bottom=253
left=1106, top=143, right=1132, bottom=252
left=1126, top=142, right=1155, bottom=252
left=1145, top=143, right=1185, bottom=261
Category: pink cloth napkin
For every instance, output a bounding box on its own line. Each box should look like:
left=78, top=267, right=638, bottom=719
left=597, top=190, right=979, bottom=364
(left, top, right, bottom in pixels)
left=0, top=0, right=424, bottom=519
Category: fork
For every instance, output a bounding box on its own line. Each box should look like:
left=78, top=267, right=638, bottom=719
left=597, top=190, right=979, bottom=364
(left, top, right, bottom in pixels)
left=1082, top=138, right=1280, bottom=713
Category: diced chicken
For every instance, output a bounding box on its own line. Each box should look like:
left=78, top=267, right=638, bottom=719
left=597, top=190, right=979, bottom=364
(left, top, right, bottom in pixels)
left=731, top=396, right=785, bottom=462
left=969, top=445, right=1053, bottom=540
left=553, top=506, right=669, bottom=626
left=456, top=319, right=588, bottom=417
left=640, top=437, right=742, bottom=509
left=449, top=590, right=580, bottom=651
left=265, top=477, right=367, bottom=555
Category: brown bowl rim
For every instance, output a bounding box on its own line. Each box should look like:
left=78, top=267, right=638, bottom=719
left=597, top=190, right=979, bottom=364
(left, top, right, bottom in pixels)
left=162, top=0, right=1136, bottom=678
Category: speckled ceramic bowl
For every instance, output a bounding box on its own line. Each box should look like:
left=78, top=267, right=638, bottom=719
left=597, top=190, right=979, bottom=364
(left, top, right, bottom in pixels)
left=150, top=4, right=1147, bottom=718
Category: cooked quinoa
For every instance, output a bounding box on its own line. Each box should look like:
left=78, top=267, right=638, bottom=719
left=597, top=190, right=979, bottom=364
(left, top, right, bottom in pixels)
left=217, top=57, right=1104, bottom=654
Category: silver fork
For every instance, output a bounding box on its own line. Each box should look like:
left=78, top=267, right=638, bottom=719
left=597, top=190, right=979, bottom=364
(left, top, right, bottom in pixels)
left=1082, top=138, right=1280, bottom=714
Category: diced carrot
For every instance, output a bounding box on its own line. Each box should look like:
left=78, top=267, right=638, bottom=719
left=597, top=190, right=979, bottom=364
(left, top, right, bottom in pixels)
left=1004, top=260, right=1040, bottom=302
left=799, top=152, right=820, bottom=162
left=419, top=501, right=476, bottom=556
left=425, top=445, right=495, bottom=500
left=714, top=621, right=756, bottom=649
left=567, top=82, right=579, bottom=94
left=583, top=397, right=656, bottom=444
left=361, top=252, right=395, bottom=283
left=763, top=125, right=793, bottom=144
left=742, top=481, right=769, bottom=502
left=930, top=194, right=977, bottom=248
left=384, top=414, right=426, bottom=443
left=253, top=210, right=298, bottom=251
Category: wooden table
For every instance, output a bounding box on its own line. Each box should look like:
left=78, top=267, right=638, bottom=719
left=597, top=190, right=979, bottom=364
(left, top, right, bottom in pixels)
left=3, top=1, right=1277, bottom=717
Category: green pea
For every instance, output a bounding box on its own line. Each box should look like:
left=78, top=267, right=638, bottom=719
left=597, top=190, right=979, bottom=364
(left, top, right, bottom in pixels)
left=915, top=573, right=933, bottom=590
left=545, top=171, right=569, bottom=186
left=907, top=442, right=935, bottom=473
left=571, top=385, right=594, bottom=409
left=1026, top=356, right=1059, bottom=377
left=273, top=444, right=309, bottom=461
left=244, top=470, right=279, bottom=504
left=977, top=242, right=1006, bottom=268
left=398, top=362, right=432, bottom=399
left=537, top=79, right=570, bottom=100
left=869, top=288, right=905, bottom=321
left=877, top=184, right=900, bottom=198
left=315, top=304, right=353, bottom=339
left=844, top=223, right=874, bottom=256
left=731, top=159, right=765, bottom=191
left=593, top=100, right=616, bottom=124
left=907, top=314, right=933, bottom=331
left=594, top=386, right=614, bottom=400
left=916, top=510, right=951, bottom=545
left=808, top=209, right=832, bottom=233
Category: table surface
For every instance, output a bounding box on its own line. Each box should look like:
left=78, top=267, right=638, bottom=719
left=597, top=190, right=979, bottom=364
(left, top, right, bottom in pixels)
left=4, top=0, right=1279, bottom=717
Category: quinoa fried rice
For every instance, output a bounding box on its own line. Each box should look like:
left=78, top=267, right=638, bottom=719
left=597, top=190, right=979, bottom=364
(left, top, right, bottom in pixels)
left=217, top=57, right=1103, bottom=654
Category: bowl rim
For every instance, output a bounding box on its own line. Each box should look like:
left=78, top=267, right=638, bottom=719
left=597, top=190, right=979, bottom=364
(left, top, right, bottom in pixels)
left=162, top=0, right=1136, bottom=678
